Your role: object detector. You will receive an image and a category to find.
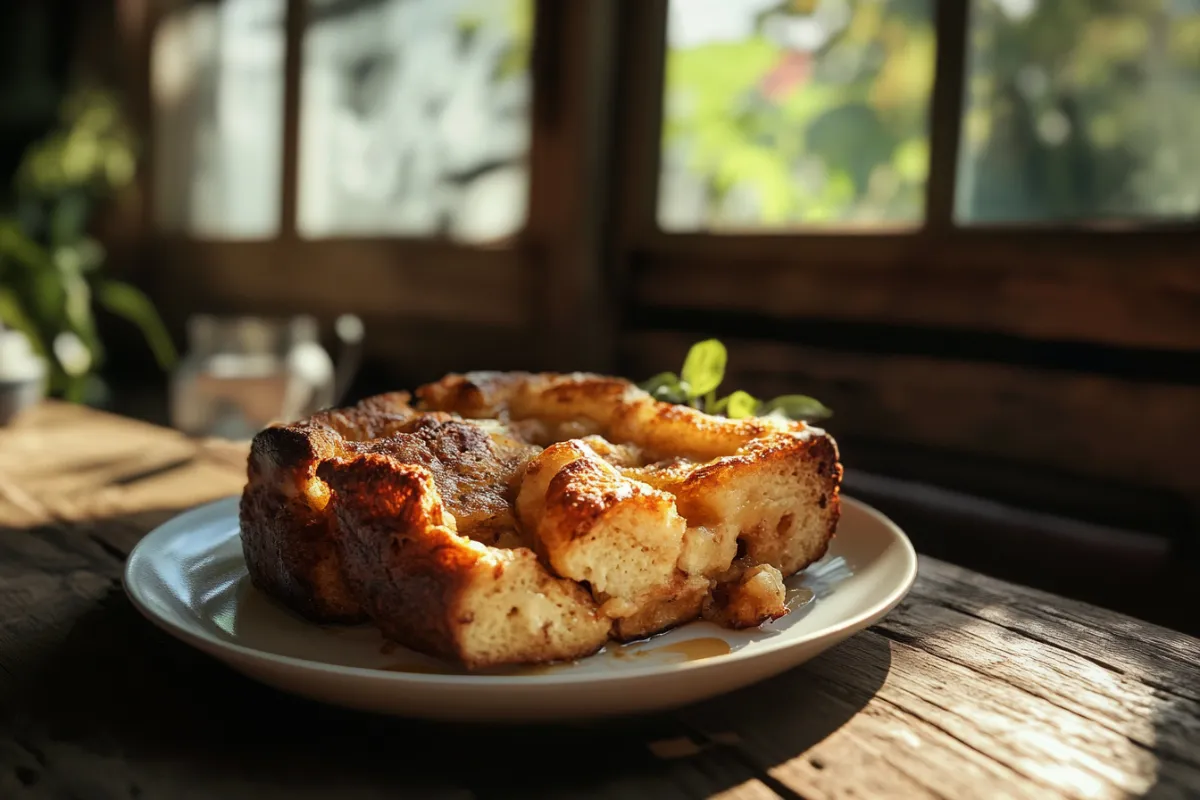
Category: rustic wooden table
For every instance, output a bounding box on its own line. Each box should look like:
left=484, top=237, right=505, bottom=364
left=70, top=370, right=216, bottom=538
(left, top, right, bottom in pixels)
left=1, top=402, right=1198, bottom=800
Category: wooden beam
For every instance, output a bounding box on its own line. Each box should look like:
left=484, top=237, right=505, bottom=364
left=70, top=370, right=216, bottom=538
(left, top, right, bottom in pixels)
left=279, top=0, right=305, bottom=239
left=525, top=0, right=622, bottom=373
left=113, top=0, right=160, bottom=279
left=924, top=0, right=970, bottom=230
left=629, top=234, right=1200, bottom=351
left=146, top=239, right=530, bottom=327
left=612, top=0, right=669, bottom=251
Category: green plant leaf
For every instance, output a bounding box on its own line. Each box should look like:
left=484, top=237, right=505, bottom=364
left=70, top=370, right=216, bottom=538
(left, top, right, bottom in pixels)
left=640, top=339, right=834, bottom=424
left=0, top=220, right=66, bottom=337
left=95, top=280, right=178, bottom=369
left=0, top=219, right=54, bottom=272
left=680, top=339, right=727, bottom=398
left=761, top=394, right=833, bottom=422
left=50, top=192, right=90, bottom=248
left=638, top=371, right=688, bottom=404
left=724, top=390, right=761, bottom=419
left=0, top=287, right=47, bottom=356
left=28, top=268, right=67, bottom=333
left=56, top=250, right=103, bottom=366
left=62, top=373, right=86, bottom=403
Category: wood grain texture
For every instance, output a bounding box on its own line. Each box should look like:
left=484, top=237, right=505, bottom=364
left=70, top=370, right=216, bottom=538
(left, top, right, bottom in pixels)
left=1, top=402, right=1198, bottom=799
left=145, top=239, right=532, bottom=328
left=627, top=243, right=1200, bottom=352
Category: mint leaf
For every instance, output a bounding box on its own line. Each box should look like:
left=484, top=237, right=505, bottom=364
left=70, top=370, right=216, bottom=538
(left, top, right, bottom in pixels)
left=638, top=371, right=688, bottom=404
left=680, top=339, right=726, bottom=398
left=640, top=339, right=834, bottom=423
left=724, top=390, right=760, bottom=419
left=761, top=394, right=833, bottom=422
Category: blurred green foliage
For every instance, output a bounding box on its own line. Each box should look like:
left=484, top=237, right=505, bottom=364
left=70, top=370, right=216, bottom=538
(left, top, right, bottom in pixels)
left=661, top=0, right=1200, bottom=228
left=0, top=89, right=175, bottom=402
left=661, top=0, right=935, bottom=228
left=456, top=0, right=532, bottom=80
left=960, top=0, right=1200, bottom=221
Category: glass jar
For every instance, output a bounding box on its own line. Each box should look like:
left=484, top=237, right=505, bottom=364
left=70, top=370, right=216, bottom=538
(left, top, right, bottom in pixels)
left=169, top=315, right=336, bottom=440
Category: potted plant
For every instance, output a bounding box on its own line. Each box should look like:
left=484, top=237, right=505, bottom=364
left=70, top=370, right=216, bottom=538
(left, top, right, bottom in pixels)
left=0, top=87, right=175, bottom=414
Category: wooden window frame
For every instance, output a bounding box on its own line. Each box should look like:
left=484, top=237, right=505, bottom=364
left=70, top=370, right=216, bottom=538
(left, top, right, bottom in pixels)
left=119, top=0, right=620, bottom=376
left=611, top=0, right=1200, bottom=353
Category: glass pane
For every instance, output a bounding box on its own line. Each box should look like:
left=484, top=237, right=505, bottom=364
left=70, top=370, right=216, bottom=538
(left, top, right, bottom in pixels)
left=659, top=0, right=936, bottom=232
left=298, top=0, right=532, bottom=242
left=957, top=0, right=1200, bottom=223
left=152, top=0, right=285, bottom=238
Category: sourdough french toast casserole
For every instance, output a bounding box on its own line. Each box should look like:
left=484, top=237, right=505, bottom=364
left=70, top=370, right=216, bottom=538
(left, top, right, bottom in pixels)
left=239, top=371, right=843, bottom=670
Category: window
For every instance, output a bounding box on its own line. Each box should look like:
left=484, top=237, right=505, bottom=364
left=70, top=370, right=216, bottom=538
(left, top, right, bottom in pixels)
left=957, top=0, right=1200, bottom=223
left=298, top=0, right=533, bottom=241
left=150, top=0, right=533, bottom=243
left=135, top=0, right=608, bottom=381
left=152, top=0, right=286, bottom=238
left=660, top=0, right=936, bottom=230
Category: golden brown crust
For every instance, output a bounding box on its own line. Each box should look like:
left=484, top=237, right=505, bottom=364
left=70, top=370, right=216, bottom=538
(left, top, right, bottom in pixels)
left=316, top=456, right=467, bottom=659
left=239, top=370, right=844, bottom=670
left=318, top=454, right=610, bottom=668
left=413, top=371, right=536, bottom=419
left=517, top=440, right=689, bottom=615
left=237, top=392, right=420, bottom=623
left=352, top=416, right=536, bottom=548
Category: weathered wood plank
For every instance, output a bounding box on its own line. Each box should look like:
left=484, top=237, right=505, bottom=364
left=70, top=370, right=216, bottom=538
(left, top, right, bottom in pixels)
left=906, top=558, right=1200, bottom=704
left=689, top=624, right=1200, bottom=800
left=627, top=239, right=1200, bottom=352
left=876, top=600, right=1200, bottom=769
left=0, top=404, right=247, bottom=556
left=686, top=634, right=1057, bottom=800
left=147, top=239, right=531, bottom=328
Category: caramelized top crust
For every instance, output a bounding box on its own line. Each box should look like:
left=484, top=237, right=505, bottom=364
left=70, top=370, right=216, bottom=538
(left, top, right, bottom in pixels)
left=236, top=392, right=419, bottom=612
left=346, top=417, right=537, bottom=548
left=417, top=371, right=816, bottom=462
left=412, top=371, right=536, bottom=419
left=310, top=391, right=420, bottom=442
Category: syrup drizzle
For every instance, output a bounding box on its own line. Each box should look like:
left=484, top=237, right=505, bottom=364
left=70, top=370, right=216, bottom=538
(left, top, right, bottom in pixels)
left=378, top=636, right=733, bottom=676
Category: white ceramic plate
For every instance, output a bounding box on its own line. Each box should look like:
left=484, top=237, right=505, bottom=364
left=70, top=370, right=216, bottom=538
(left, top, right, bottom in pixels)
left=124, top=495, right=916, bottom=722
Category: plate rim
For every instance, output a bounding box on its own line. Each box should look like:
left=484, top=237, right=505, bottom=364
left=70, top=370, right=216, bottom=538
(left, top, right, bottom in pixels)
left=123, top=494, right=917, bottom=687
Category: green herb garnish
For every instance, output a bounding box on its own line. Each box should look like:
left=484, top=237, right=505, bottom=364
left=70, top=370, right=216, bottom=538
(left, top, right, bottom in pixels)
left=638, top=339, right=832, bottom=422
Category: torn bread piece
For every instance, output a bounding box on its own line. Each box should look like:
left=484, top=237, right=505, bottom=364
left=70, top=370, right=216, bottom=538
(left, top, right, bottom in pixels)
left=318, top=454, right=611, bottom=670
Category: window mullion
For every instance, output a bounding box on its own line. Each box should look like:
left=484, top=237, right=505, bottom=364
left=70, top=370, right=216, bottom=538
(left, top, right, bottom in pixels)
left=924, top=0, right=970, bottom=233
left=280, top=0, right=305, bottom=241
